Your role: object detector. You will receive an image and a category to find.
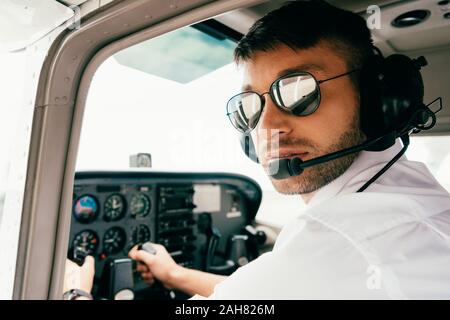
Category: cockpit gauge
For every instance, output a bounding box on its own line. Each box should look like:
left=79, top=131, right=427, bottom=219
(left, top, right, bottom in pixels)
left=104, top=194, right=126, bottom=222
left=130, top=193, right=151, bottom=218
left=73, top=195, right=99, bottom=223
left=131, top=224, right=151, bottom=247
left=103, top=227, right=127, bottom=254
left=72, top=230, right=99, bottom=256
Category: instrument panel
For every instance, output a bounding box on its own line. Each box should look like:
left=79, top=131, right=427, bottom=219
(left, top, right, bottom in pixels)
left=71, top=185, right=157, bottom=259
left=69, top=171, right=262, bottom=299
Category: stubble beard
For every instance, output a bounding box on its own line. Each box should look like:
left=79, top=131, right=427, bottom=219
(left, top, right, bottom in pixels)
left=268, top=117, right=366, bottom=195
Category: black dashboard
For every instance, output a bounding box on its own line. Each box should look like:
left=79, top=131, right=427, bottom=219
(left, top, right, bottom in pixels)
left=69, top=171, right=263, bottom=299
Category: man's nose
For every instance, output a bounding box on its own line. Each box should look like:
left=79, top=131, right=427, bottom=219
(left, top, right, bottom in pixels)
left=258, top=94, right=293, bottom=136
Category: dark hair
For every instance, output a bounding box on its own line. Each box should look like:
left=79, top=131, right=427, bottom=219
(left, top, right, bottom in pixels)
left=234, top=0, right=374, bottom=74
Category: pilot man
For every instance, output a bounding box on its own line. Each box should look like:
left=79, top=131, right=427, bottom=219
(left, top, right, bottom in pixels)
left=64, top=0, right=450, bottom=299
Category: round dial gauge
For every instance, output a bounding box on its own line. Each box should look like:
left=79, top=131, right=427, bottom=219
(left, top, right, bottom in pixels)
left=103, top=227, right=126, bottom=254
left=131, top=224, right=151, bottom=247
left=104, top=194, right=126, bottom=222
left=130, top=193, right=151, bottom=218
left=73, top=195, right=99, bottom=224
left=72, top=230, right=99, bottom=255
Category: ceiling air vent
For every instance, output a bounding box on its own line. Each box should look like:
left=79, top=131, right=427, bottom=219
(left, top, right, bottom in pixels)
left=391, top=9, right=430, bottom=28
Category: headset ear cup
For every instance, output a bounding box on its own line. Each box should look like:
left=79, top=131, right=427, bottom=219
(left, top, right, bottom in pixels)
left=359, top=53, right=426, bottom=144
left=380, top=54, right=425, bottom=131
left=239, top=133, right=259, bottom=163
left=359, top=54, right=386, bottom=140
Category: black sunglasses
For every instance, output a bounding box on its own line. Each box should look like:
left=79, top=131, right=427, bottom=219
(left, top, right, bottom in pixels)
left=226, top=69, right=357, bottom=133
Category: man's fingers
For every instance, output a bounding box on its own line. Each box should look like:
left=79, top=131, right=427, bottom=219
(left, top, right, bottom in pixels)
left=129, top=246, right=156, bottom=266
left=66, top=258, right=77, bottom=269
left=128, top=245, right=140, bottom=259
left=141, top=272, right=154, bottom=286
left=129, top=243, right=163, bottom=257
left=136, top=263, right=150, bottom=273
left=83, top=256, right=95, bottom=267
left=81, top=256, right=95, bottom=274
left=141, top=272, right=154, bottom=280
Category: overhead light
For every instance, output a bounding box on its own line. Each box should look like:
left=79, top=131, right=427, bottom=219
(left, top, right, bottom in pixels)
left=391, top=9, right=430, bottom=28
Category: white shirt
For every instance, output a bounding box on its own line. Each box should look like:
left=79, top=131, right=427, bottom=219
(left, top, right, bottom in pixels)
left=199, top=138, right=450, bottom=299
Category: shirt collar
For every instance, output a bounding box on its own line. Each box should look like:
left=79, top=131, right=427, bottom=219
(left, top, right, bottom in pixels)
left=306, top=138, right=405, bottom=209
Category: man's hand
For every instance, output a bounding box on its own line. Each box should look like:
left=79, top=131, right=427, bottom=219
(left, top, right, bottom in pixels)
left=129, top=243, right=227, bottom=297
left=63, top=256, right=95, bottom=297
left=129, top=244, right=181, bottom=289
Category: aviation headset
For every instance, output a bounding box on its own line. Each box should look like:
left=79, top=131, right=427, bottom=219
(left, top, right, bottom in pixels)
left=237, top=47, right=441, bottom=192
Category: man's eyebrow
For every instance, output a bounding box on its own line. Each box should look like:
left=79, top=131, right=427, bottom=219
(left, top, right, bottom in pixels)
left=276, top=63, right=324, bottom=78
left=240, top=63, right=324, bottom=92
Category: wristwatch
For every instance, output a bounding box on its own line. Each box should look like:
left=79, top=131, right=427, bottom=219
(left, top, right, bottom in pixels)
left=63, top=288, right=93, bottom=300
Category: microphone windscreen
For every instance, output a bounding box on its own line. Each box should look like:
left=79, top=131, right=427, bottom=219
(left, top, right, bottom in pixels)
left=267, top=159, right=293, bottom=180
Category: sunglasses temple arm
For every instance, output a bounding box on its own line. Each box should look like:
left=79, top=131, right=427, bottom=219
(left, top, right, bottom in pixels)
left=318, top=69, right=359, bottom=84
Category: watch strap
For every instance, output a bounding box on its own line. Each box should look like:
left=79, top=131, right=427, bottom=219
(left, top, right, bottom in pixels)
left=63, top=288, right=93, bottom=300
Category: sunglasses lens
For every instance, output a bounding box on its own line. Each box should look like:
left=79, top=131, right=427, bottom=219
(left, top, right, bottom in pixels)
left=272, top=73, right=320, bottom=116
left=227, top=92, right=263, bottom=132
